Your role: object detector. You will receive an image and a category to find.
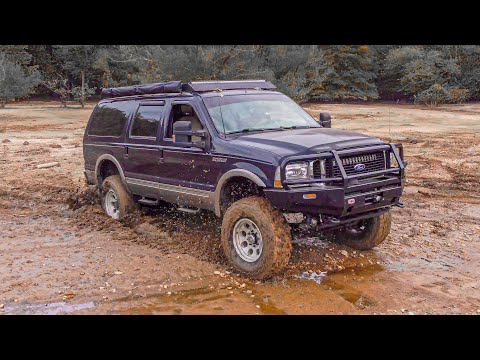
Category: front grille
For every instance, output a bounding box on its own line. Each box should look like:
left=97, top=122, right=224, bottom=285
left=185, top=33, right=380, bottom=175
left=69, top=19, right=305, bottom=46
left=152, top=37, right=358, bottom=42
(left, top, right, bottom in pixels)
left=324, top=151, right=386, bottom=178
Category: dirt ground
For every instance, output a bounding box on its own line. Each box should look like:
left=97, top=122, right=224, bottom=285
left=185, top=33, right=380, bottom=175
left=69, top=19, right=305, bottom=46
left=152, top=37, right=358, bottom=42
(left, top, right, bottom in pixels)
left=1, top=101, right=479, bottom=315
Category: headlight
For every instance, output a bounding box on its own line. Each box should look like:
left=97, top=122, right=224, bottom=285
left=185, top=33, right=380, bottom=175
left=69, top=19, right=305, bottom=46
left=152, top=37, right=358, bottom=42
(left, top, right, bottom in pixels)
left=285, top=162, right=310, bottom=180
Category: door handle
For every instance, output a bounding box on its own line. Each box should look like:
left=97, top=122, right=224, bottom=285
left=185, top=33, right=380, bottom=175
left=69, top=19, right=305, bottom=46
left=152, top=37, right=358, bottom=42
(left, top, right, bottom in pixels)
left=158, top=148, right=163, bottom=164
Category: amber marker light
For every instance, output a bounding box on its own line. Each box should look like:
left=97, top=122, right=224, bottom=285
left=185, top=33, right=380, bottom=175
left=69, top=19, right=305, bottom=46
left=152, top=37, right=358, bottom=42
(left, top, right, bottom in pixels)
left=303, top=193, right=317, bottom=200
left=274, top=166, right=283, bottom=188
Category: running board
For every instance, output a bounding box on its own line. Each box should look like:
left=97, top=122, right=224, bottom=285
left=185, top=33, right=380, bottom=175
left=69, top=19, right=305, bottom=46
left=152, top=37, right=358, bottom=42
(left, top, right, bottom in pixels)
left=177, top=206, right=201, bottom=214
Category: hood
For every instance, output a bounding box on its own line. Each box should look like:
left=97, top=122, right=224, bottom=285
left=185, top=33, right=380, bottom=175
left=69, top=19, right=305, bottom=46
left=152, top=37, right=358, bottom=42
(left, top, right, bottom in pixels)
left=229, top=128, right=384, bottom=158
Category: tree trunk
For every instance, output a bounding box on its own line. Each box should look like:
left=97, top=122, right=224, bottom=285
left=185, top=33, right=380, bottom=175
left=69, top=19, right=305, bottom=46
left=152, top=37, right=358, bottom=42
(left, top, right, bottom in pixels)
left=0, top=99, right=6, bottom=108
left=80, top=70, right=85, bottom=108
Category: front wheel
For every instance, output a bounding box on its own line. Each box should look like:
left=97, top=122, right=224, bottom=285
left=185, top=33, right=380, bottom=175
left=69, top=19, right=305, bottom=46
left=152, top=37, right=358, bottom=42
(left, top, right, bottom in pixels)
left=324, top=211, right=392, bottom=250
left=221, top=197, right=292, bottom=279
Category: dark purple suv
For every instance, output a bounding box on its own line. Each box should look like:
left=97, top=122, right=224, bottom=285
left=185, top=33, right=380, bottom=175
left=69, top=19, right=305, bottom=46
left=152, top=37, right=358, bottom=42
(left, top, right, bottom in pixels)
left=83, top=80, right=405, bottom=279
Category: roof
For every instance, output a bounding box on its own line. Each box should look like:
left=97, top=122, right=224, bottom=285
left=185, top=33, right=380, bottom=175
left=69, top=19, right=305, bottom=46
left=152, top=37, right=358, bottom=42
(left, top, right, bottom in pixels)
left=100, top=80, right=276, bottom=99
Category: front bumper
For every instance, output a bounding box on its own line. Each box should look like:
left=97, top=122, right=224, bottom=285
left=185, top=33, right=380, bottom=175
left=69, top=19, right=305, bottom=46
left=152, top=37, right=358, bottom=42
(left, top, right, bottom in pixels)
left=264, top=178, right=404, bottom=217
left=264, top=143, right=406, bottom=218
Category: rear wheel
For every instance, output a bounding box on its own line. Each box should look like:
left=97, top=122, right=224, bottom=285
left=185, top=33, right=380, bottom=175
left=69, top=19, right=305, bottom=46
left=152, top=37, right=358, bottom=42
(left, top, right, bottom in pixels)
left=101, top=175, right=136, bottom=221
left=324, top=211, right=392, bottom=250
left=221, top=197, right=292, bottom=279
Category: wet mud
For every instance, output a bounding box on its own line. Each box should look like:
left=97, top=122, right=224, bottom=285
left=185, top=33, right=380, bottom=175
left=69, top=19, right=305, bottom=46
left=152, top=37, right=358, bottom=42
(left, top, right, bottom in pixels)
left=1, top=102, right=479, bottom=314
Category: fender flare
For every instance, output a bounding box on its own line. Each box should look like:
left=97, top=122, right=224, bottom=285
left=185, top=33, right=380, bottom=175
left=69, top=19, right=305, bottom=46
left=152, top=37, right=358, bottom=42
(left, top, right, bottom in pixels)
left=95, top=154, right=127, bottom=187
left=214, top=169, right=267, bottom=217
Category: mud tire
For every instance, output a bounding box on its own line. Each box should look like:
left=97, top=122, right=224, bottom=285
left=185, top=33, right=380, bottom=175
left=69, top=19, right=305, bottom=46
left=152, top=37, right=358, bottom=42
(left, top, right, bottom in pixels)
left=101, top=175, right=136, bottom=221
left=221, top=196, right=292, bottom=279
left=326, top=211, right=392, bottom=250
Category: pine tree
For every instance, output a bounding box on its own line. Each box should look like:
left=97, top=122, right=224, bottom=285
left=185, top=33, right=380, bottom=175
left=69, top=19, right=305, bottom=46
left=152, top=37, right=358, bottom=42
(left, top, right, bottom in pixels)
left=311, top=45, right=378, bottom=101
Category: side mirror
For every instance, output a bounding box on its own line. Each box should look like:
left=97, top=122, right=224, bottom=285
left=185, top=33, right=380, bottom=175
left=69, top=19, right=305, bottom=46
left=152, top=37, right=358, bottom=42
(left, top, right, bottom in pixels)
left=173, top=121, right=192, bottom=143
left=173, top=121, right=207, bottom=148
left=319, top=112, right=332, bottom=128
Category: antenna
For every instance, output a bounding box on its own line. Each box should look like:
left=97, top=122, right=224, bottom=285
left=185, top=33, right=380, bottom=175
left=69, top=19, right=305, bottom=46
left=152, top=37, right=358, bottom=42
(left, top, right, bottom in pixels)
left=389, top=106, right=391, bottom=139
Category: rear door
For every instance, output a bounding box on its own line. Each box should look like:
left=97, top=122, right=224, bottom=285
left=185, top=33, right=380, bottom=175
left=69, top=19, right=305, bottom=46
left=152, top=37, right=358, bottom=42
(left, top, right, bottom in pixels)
left=123, top=100, right=165, bottom=198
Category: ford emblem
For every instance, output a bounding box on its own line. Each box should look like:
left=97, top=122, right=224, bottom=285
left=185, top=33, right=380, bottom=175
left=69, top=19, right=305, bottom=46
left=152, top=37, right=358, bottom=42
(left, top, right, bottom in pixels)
left=354, top=163, right=366, bottom=171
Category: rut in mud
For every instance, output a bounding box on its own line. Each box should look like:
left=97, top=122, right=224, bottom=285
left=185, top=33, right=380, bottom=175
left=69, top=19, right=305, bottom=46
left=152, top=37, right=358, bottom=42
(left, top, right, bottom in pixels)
left=1, top=102, right=479, bottom=314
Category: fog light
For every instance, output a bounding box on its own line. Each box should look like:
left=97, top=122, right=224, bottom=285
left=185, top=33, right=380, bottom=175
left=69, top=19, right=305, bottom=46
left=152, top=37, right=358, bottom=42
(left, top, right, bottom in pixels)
left=303, top=193, right=317, bottom=200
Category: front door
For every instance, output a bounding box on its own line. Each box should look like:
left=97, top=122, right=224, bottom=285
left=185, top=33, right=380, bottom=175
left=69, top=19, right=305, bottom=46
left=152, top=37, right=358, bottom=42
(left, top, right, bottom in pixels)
left=123, top=101, right=165, bottom=199
left=159, top=100, right=216, bottom=209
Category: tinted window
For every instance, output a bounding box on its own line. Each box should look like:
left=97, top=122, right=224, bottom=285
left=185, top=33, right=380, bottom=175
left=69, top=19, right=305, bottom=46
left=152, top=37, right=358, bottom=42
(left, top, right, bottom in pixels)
left=131, top=105, right=163, bottom=138
left=88, top=102, right=131, bottom=137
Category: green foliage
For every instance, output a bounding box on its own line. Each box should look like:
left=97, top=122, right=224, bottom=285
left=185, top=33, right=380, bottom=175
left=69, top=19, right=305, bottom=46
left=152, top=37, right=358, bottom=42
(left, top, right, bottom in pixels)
left=310, top=45, right=379, bottom=101
left=384, top=46, right=461, bottom=96
left=414, top=84, right=470, bottom=106
left=71, top=85, right=96, bottom=104
left=43, top=75, right=95, bottom=107
left=0, top=55, right=41, bottom=107
left=3, top=45, right=480, bottom=105
left=259, top=45, right=324, bottom=100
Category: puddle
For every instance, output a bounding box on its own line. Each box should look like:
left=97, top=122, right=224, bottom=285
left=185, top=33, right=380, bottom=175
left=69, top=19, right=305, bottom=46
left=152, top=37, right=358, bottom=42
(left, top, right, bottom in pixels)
left=319, top=265, right=381, bottom=309
left=295, top=271, right=328, bottom=284
left=2, top=301, right=95, bottom=315
left=112, top=283, right=288, bottom=315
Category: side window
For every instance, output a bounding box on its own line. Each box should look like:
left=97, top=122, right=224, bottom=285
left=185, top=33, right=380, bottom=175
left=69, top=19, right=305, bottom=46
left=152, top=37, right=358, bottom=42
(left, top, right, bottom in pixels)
left=88, top=102, right=130, bottom=137
left=131, top=105, right=163, bottom=138
left=166, top=104, right=203, bottom=139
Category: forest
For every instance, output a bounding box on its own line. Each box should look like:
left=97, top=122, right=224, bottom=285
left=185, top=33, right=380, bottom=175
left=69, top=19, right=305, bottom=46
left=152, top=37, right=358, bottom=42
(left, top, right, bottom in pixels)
left=1, top=45, right=479, bottom=107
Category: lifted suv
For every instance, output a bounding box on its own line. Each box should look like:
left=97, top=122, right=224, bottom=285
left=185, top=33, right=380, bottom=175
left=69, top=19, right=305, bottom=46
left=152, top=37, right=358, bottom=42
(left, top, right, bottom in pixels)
left=83, top=80, right=405, bottom=279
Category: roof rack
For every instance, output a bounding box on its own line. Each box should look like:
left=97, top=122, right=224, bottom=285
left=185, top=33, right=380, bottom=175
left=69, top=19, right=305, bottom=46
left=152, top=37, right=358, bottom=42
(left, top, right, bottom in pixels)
left=100, top=80, right=276, bottom=99
left=183, top=80, right=276, bottom=92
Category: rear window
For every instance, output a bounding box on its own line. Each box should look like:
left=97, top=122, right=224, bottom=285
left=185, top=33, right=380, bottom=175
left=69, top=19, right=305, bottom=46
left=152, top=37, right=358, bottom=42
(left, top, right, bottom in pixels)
left=88, top=102, right=131, bottom=137
left=131, top=105, right=164, bottom=138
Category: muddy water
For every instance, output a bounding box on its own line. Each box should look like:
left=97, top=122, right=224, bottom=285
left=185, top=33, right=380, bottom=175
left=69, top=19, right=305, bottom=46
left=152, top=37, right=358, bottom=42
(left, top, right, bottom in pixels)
left=1, top=103, right=480, bottom=315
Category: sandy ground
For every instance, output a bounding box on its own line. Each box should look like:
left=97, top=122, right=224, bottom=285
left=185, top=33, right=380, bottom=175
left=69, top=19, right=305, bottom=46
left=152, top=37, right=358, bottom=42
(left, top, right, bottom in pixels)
left=0, top=101, right=479, bottom=315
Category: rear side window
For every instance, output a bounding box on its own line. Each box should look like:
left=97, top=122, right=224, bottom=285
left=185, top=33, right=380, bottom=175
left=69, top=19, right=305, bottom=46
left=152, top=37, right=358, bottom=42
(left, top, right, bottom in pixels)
left=131, top=105, right=164, bottom=138
left=88, top=102, right=131, bottom=137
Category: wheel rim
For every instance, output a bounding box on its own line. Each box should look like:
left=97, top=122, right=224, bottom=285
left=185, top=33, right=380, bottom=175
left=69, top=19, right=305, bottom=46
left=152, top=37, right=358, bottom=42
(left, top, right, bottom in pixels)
left=232, top=218, right=263, bottom=263
left=105, top=189, right=120, bottom=220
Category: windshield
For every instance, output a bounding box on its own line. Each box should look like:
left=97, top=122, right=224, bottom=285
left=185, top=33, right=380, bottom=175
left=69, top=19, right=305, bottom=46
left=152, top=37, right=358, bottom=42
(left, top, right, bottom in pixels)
left=203, top=93, right=320, bottom=135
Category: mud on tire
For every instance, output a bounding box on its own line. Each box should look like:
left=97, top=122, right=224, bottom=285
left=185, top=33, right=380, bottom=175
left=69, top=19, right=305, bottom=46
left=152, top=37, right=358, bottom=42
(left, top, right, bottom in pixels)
left=325, top=211, right=392, bottom=250
left=221, top=196, right=292, bottom=279
left=101, top=175, right=136, bottom=221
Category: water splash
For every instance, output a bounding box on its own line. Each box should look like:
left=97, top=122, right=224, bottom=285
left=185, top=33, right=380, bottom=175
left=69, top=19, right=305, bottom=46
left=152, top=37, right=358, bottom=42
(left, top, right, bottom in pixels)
left=296, top=271, right=328, bottom=284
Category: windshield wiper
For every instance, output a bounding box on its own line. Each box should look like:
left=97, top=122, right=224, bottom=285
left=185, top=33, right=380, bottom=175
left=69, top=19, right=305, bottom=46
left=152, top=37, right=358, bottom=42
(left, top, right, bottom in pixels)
left=226, top=127, right=286, bottom=135
left=280, top=125, right=319, bottom=130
